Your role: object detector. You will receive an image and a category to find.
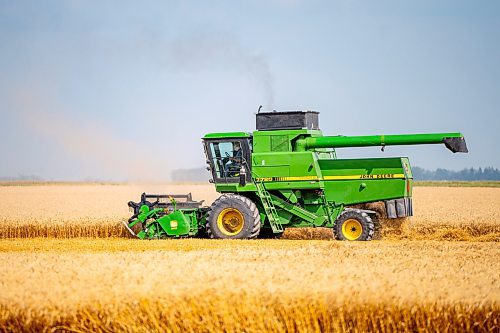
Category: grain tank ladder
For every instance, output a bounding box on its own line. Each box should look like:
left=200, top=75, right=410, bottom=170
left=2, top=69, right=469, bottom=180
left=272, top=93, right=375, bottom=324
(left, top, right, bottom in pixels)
left=255, top=181, right=284, bottom=233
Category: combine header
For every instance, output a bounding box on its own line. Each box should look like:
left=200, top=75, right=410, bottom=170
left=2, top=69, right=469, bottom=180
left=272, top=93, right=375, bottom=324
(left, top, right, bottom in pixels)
left=126, top=110, right=467, bottom=241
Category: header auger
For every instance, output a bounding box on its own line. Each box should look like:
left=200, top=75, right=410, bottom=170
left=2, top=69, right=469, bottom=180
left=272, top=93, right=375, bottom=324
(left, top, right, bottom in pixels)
left=125, top=110, right=468, bottom=241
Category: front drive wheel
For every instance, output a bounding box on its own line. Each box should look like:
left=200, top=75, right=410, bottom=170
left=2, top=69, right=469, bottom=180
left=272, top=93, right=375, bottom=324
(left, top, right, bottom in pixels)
left=206, top=194, right=261, bottom=239
left=334, top=209, right=374, bottom=241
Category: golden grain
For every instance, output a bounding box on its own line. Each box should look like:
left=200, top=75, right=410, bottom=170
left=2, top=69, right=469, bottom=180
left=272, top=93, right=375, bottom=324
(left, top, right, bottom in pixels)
left=0, top=184, right=499, bottom=331
left=0, top=239, right=498, bottom=332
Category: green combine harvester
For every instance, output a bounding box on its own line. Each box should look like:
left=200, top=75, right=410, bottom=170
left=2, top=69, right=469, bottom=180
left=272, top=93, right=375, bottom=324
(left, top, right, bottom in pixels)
left=125, top=110, right=467, bottom=241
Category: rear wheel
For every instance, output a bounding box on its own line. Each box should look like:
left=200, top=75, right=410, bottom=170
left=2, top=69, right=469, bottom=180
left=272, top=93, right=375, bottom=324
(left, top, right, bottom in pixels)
left=334, top=209, right=374, bottom=241
left=206, top=194, right=261, bottom=239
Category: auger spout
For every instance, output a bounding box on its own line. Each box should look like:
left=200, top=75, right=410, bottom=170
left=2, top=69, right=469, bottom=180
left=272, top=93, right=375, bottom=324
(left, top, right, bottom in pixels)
left=297, top=133, right=468, bottom=153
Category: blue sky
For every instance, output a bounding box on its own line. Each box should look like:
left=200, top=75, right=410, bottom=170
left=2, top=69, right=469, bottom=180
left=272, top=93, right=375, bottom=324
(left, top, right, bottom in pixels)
left=0, top=1, right=499, bottom=180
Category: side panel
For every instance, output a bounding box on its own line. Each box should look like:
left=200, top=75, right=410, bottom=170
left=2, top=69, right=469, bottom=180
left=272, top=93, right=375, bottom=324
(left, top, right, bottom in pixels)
left=319, top=158, right=409, bottom=205
left=251, top=152, right=322, bottom=190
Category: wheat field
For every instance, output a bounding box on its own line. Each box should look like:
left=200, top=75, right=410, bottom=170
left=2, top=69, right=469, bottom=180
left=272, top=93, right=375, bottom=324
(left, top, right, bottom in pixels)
left=0, top=183, right=499, bottom=332
left=0, top=183, right=498, bottom=241
left=0, top=239, right=498, bottom=332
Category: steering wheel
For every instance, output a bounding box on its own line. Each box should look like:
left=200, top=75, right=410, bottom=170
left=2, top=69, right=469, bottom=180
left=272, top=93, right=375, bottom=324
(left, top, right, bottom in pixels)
left=225, top=151, right=237, bottom=162
left=222, top=152, right=230, bottom=165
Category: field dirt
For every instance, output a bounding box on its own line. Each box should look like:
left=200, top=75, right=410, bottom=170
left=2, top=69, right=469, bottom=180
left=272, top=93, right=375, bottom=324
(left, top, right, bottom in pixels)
left=0, top=184, right=498, bottom=332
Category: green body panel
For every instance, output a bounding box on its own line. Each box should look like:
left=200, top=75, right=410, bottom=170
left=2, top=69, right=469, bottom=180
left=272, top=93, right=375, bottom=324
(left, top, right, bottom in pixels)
left=319, top=158, right=410, bottom=205
left=252, top=129, right=322, bottom=152
left=156, top=210, right=191, bottom=236
left=131, top=205, right=202, bottom=239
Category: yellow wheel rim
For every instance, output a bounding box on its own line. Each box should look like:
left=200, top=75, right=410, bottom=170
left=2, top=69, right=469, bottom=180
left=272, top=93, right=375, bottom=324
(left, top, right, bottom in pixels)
left=217, top=208, right=244, bottom=236
left=342, top=218, right=363, bottom=240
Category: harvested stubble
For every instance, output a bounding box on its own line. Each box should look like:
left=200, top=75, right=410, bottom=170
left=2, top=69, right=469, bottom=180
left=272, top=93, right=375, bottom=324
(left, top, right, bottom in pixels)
left=0, top=239, right=498, bottom=332
left=0, top=184, right=498, bottom=241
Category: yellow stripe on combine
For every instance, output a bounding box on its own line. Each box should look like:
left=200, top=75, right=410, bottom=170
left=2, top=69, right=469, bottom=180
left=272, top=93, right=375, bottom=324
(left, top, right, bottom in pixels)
left=255, top=174, right=406, bottom=182
left=323, top=173, right=405, bottom=180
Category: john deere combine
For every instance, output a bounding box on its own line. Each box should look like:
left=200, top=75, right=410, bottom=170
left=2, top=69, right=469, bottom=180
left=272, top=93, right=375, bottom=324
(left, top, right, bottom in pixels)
left=126, top=111, right=467, bottom=241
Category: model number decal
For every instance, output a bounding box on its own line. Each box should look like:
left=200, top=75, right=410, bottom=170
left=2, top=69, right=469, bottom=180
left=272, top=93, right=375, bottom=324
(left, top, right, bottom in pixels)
left=255, top=176, right=318, bottom=182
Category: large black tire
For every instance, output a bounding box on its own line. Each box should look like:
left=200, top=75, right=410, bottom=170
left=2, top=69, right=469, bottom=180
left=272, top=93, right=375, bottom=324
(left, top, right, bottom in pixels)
left=333, top=209, right=375, bottom=241
left=206, top=194, right=261, bottom=239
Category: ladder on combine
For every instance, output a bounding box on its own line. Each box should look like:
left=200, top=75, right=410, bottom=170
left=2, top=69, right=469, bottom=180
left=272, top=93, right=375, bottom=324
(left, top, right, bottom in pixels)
left=255, top=182, right=284, bottom=233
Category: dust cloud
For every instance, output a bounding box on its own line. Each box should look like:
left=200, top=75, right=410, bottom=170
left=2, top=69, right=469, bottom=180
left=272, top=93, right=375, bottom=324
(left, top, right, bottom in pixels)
left=3, top=31, right=276, bottom=181
left=9, top=88, right=169, bottom=181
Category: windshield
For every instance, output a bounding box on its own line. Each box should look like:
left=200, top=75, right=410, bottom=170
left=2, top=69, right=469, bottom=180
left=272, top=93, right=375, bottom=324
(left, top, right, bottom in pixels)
left=204, top=139, right=252, bottom=183
left=209, top=141, right=241, bottom=179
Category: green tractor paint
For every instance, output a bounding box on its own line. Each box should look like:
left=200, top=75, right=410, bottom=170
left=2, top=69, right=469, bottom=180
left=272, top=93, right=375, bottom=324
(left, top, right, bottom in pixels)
left=126, top=193, right=207, bottom=239
left=126, top=111, right=467, bottom=241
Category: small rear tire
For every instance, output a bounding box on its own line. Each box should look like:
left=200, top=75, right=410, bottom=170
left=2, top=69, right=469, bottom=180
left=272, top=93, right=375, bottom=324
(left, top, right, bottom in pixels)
left=206, top=194, right=261, bottom=239
left=334, top=209, right=375, bottom=241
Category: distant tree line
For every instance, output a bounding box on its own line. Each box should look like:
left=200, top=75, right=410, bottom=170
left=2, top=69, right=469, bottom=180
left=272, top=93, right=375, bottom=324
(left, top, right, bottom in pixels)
left=0, top=174, right=43, bottom=181
left=412, top=167, right=500, bottom=181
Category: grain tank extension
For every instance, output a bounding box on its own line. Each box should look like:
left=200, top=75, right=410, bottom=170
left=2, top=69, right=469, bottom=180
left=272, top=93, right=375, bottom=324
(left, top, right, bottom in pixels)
left=126, top=111, right=467, bottom=241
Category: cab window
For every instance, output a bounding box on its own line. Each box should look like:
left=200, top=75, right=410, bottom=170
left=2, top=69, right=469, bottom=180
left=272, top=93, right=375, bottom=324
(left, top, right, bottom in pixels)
left=204, top=138, right=251, bottom=183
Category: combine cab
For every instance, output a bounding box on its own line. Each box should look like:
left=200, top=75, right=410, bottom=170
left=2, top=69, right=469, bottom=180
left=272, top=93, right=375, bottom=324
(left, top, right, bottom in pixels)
left=126, top=110, right=467, bottom=241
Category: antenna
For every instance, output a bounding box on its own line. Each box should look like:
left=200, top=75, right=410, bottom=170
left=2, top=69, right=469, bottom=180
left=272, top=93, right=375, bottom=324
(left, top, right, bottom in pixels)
left=257, top=105, right=262, bottom=113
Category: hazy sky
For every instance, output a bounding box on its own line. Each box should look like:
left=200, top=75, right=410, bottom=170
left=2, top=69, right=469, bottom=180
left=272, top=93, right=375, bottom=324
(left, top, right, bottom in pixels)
left=1, top=1, right=499, bottom=181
